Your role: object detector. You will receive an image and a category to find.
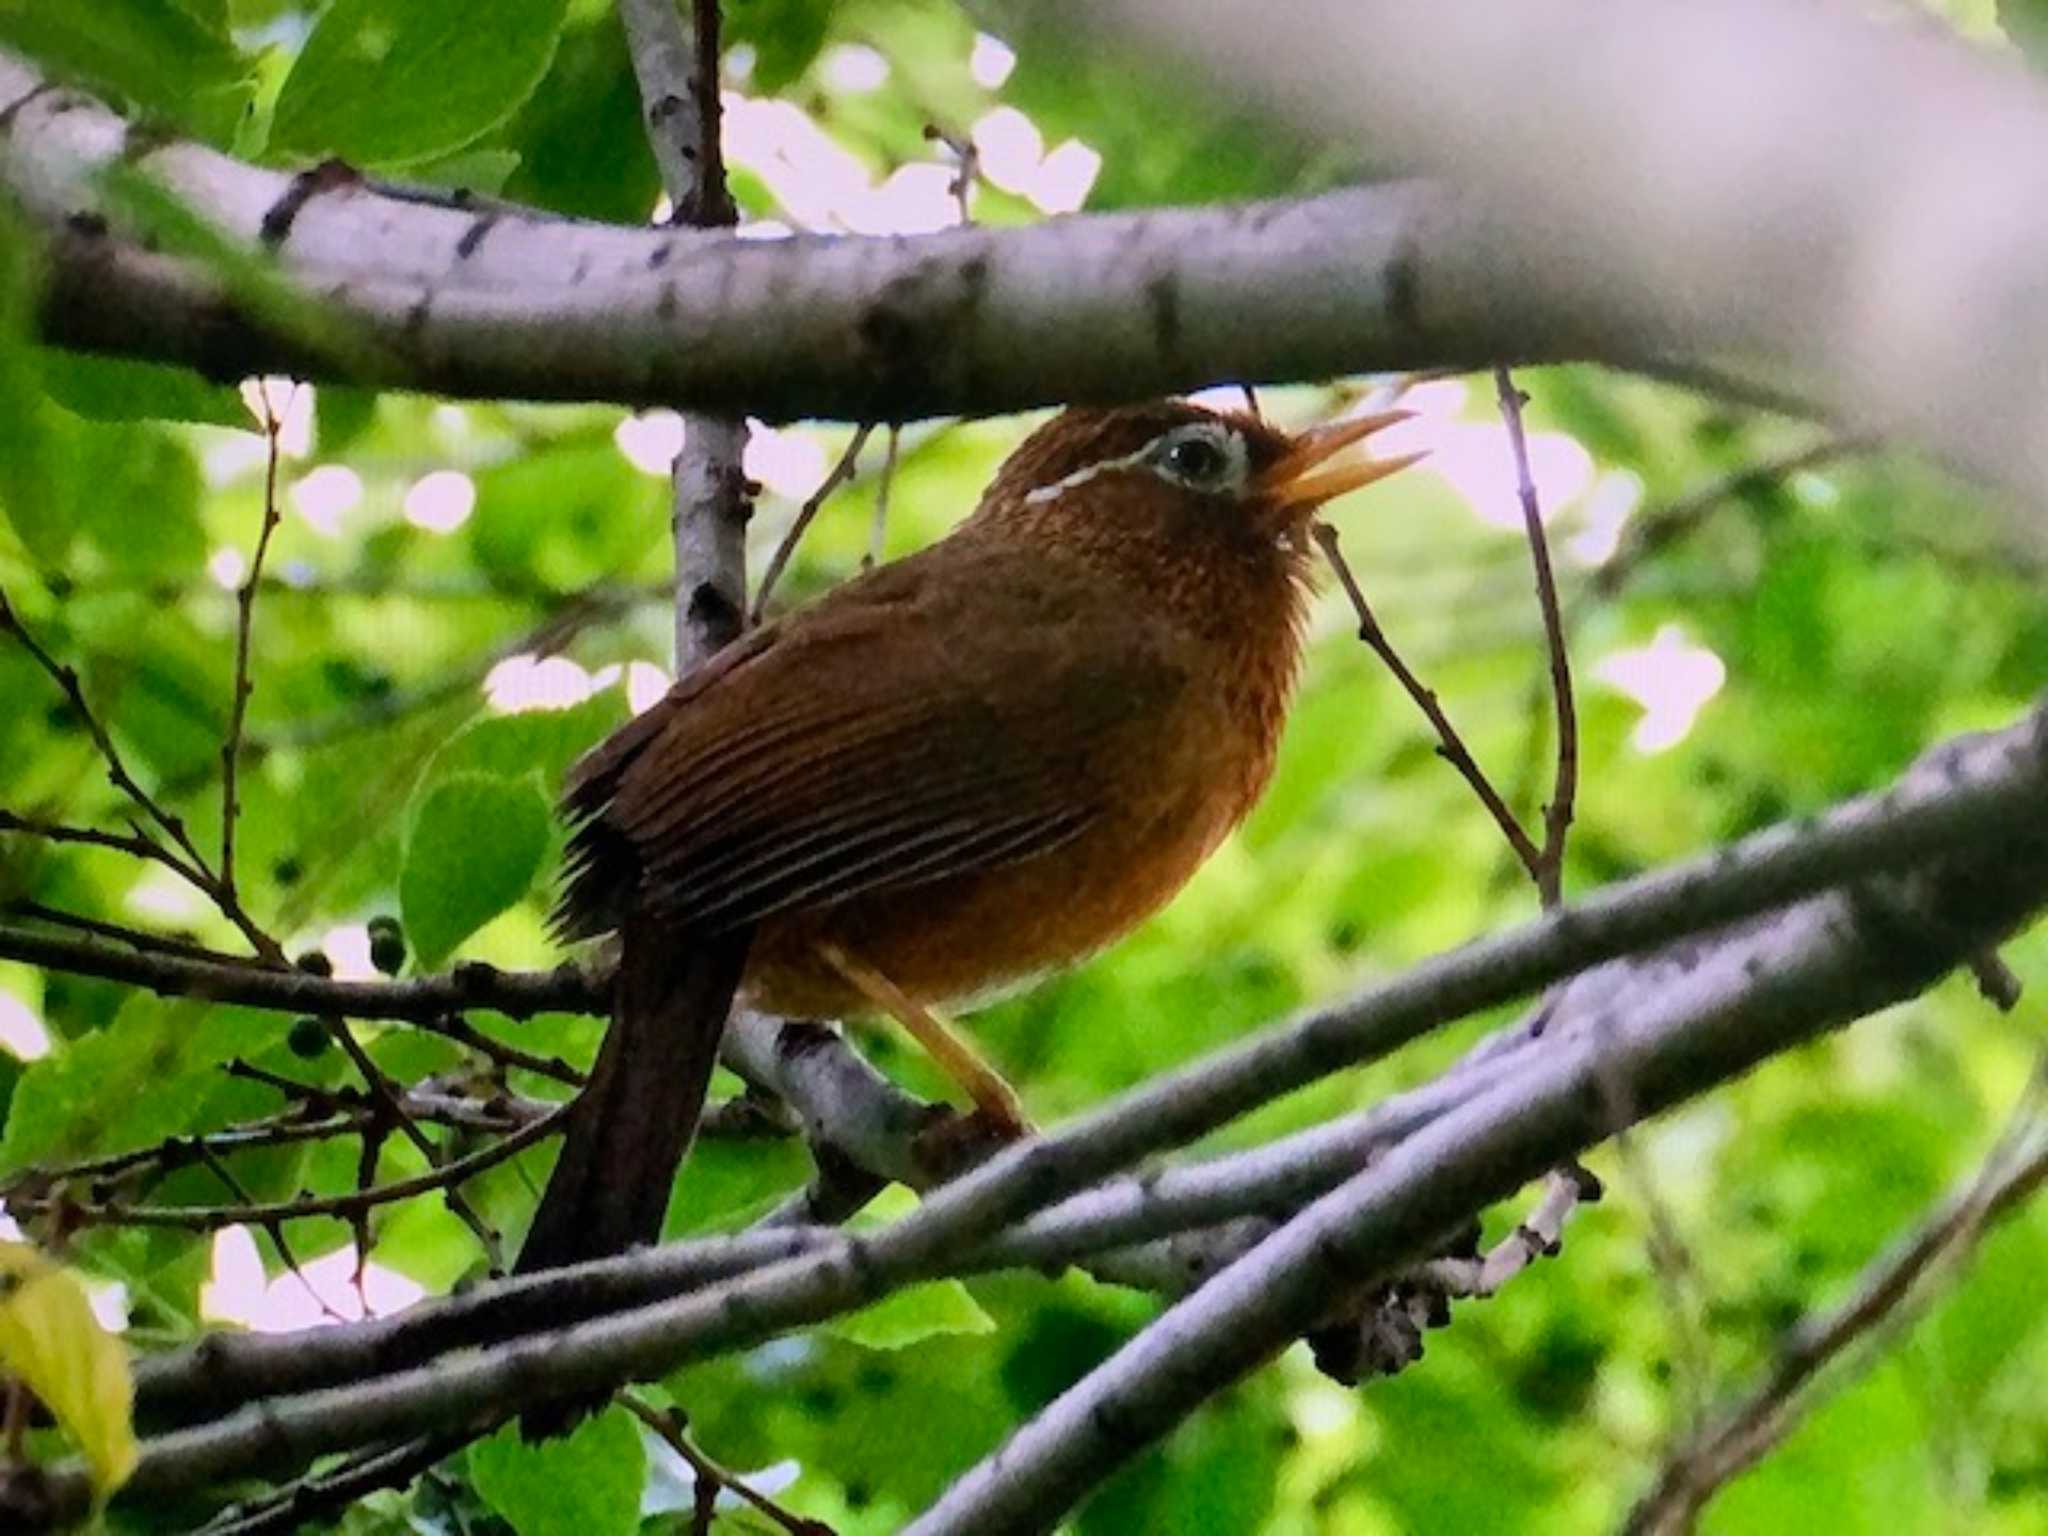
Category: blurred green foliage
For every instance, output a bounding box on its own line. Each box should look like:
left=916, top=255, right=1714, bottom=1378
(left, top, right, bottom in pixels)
left=2, top=2, right=2046, bottom=1533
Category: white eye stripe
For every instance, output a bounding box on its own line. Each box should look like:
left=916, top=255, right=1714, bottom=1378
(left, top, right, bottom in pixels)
left=1022, top=422, right=1249, bottom=505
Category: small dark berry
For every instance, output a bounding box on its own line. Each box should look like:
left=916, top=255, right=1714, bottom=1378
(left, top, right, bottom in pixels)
left=295, top=950, right=333, bottom=977
left=287, top=1017, right=329, bottom=1058
left=367, top=915, right=406, bottom=976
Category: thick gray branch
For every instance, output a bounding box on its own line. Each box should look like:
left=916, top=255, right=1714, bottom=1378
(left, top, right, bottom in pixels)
left=1074, top=0, right=2048, bottom=509
left=0, top=48, right=1634, bottom=420
left=10, top=708, right=2048, bottom=1525
left=908, top=733, right=2048, bottom=1534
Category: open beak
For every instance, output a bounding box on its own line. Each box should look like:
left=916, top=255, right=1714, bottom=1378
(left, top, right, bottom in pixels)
left=1254, top=409, right=1426, bottom=521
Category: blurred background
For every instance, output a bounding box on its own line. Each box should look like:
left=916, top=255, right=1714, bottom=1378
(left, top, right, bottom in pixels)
left=1, top=1, right=2046, bottom=1531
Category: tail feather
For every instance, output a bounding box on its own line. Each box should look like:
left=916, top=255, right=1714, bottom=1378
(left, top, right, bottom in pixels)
left=516, top=913, right=750, bottom=1275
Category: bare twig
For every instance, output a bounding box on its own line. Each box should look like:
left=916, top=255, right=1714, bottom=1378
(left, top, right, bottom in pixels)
left=751, top=425, right=874, bottom=622
left=622, top=1393, right=836, bottom=1536
left=6, top=1105, right=566, bottom=1233
left=194, top=1430, right=478, bottom=1536
left=1626, top=1063, right=2048, bottom=1534
left=1312, top=522, right=1543, bottom=878
left=0, top=586, right=282, bottom=961
left=221, top=383, right=289, bottom=897
left=1494, top=368, right=1576, bottom=906
left=865, top=425, right=899, bottom=572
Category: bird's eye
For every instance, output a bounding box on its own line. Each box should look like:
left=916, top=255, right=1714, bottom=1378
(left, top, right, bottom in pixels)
left=1164, top=437, right=1227, bottom=481
left=1151, top=426, right=1241, bottom=491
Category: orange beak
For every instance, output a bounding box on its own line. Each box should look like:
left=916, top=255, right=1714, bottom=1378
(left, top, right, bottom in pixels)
left=1254, top=409, right=1426, bottom=521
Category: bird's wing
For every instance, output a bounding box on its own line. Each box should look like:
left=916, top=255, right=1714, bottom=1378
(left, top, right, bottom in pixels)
left=555, top=551, right=1183, bottom=938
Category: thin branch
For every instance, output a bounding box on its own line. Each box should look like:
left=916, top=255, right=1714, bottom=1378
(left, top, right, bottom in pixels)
left=1590, top=435, right=1871, bottom=600
left=866, top=424, right=899, bottom=572
left=621, top=1393, right=836, bottom=1536
left=220, top=383, right=288, bottom=896
left=7, top=712, right=2041, bottom=1527
left=1312, top=522, right=1544, bottom=878
left=1494, top=367, right=1576, bottom=906
left=6, top=1105, right=566, bottom=1233
left=751, top=425, right=873, bottom=623
left=193, top=1431, right=478, bottom=1536
left=0, top=922, right=598, bottom=1020
left=1625, top=1064, right=2048, bottom=1535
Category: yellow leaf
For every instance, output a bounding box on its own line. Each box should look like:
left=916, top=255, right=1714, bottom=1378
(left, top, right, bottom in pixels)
left=0, top=1241, right=138, bottom=1499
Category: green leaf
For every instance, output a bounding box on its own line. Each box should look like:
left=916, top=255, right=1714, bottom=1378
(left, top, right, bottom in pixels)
left=400, top=772, right=552, bottom=969
left=724, top=0, right=831, bottom=92
left=0, top=998, right=271, bottom=1176
left=829, top=1280, right=996, bottom=1350
left=0, top=1242, right=138, bottom=1499
left=272, top=0, right=573, bottom=166
left=469, top=1408, right=644, bottom=1536
left=423, top=695, right=628, bottom=794
left=2002, top=0, right=2048, bottom=67
left=72, top=422, right=208, bottom=581
left=39, top=352, right=245, bottom=427
left=500, top=15, right=659, bottom=222
left=0, top=0, right=251, bottom=144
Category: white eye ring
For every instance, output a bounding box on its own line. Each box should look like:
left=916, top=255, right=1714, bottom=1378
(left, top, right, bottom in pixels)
left=1145, top=422, right=1249, bottom=495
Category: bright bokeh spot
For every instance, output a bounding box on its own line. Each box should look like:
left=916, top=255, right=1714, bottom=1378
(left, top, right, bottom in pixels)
left=1028, top=140, right=1101, bottom=214
left=1568, top=469, right=1644, bottom=567
left=1595, top=624, right=1727, bottom=752
left=627, top=660, right=672, bottom=715
left=238, top=377, right=314, bottom=458
left=0, top=991, right=50, bottom=1062
left=745, top=421, right=831, bottom=501
left=289, top=464, right=364, bottom=536
left=403, top=469, right=477, bottom=534
left=970, top=32, right=1017, bottom=89
left=615, top=410, right=685, bottom=476
left=207, top=546, right=248, bottom=592
left=1368, top=379, right=1594, bottom=530
left=126, top=869, right=209, bottom=925
left=201, top=1228, right=424, bottom=1333
left=484, top=654, right=600, bottom=714
left=821, top=43, right=889, bottom=93
left=972, top=106, right=1044, bottom=192
left=321, top=923, right=377, bottom=981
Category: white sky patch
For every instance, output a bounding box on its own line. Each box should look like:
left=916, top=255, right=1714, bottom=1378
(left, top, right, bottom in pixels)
left=744, top=420, right=831, bottom=501
left=853, top=162, right=959, bottom=235
left=322, top=923, right=377, bottom=981
left=736, top=218, right=795, bottom=241
left=238, top=377, right=314, bottom=458
left=1595, top=624, right=1727, bottom=753
left=87, top=1280, right=130, bottom=1333
left=1027, top=140, right=1101, bottom=214
left=485, top=654, right=600, bottom=714
left=127, top=868, right=209, bottom=925
left=430, top=404, right=470, bottom=442
left=615, top=410, right=685, bottom=475
left=972, top=106, right=1043, bottom=193
left=627, top=660, right=672, bottom=715
left=725, top=42, right=755, bottom=82
left=1567, top=469, right=1644, bottom=567
left=1365, top=380, right=1593, bottom=530
left=650, top=192, right=674, bottom=224
left=208, top=546, right=248, bottom=592
left=0, top=990, right=50, bottom=1062
left=289, top=464, right=364, bottom=537
left=201, top=1227, right=424, bottom=1333
left=970, top=32, right=1017, bottom=89
left=403, top=469, right=477, bottom=534
left=821, top=43, right=889, bottom=93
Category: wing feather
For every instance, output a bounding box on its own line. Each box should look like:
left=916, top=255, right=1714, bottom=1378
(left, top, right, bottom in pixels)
left=554, top=547, right=1184, bottom=941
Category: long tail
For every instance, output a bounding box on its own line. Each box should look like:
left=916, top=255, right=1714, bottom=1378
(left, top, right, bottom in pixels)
left=516, top=912, right=750, bottom=1275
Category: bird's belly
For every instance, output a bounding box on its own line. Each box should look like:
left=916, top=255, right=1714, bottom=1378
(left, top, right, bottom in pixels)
left=740, top=795, right=1235, bottom=1019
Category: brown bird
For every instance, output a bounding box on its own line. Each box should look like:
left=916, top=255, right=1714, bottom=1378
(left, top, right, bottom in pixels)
left=516, top=398, right=1418, bottom=1276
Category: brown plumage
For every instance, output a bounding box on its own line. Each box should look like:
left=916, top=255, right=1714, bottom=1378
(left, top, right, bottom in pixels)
left=516, top=399, right=1416, bottom=1282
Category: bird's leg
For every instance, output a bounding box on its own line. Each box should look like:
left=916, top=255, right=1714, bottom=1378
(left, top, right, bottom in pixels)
left=817, top=942, right=1035, bottom=1135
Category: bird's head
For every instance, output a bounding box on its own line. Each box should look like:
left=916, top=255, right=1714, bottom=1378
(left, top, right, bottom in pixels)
left=971, top=399, right=1421, bottom=553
